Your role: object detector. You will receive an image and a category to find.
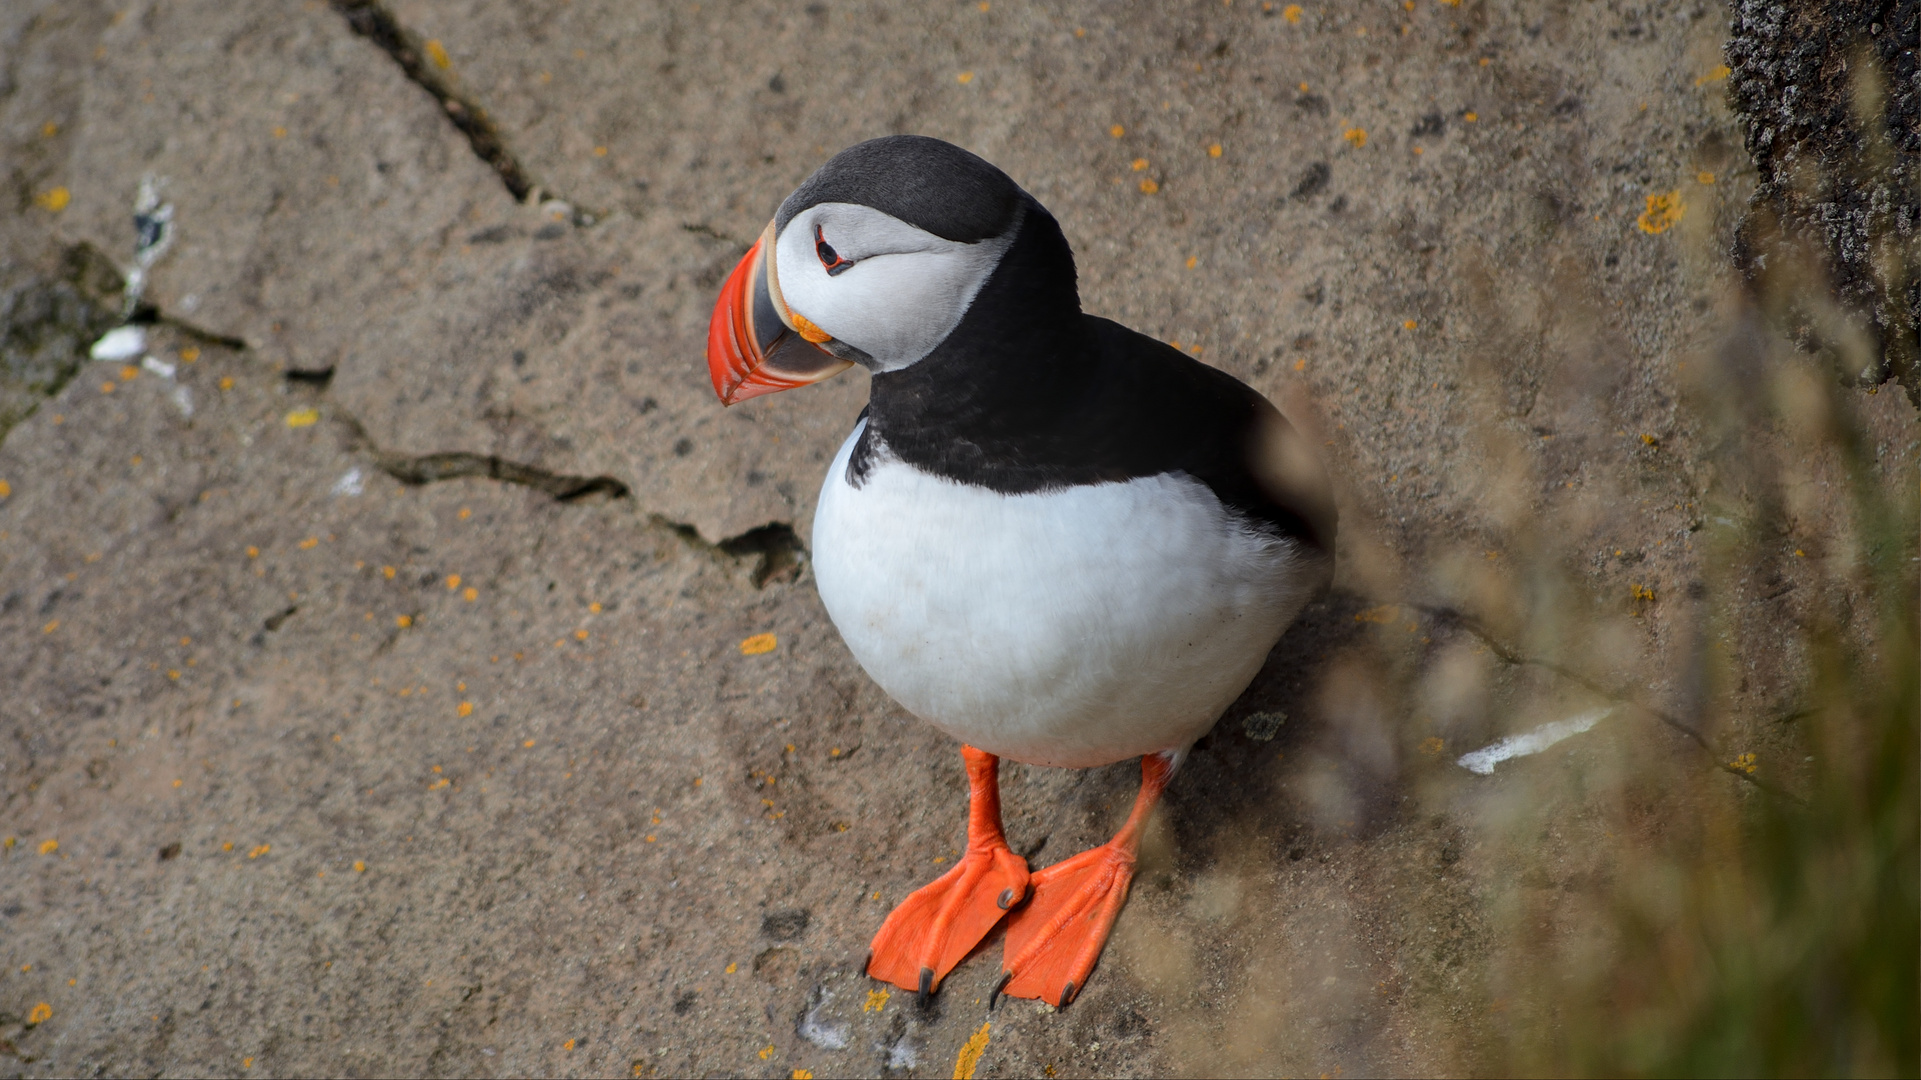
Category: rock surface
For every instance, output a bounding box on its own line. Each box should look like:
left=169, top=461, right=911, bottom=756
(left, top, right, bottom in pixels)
left=1, top=1, right=1913, bottom=1077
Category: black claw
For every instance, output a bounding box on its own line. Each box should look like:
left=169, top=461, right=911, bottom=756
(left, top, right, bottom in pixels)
left=990, top=972, right=1012, bottom=1011
left=918, top=967, right=934, bottom=1007
left=862, top=951, right=873, bottom=977
left=1060, top=980, right=1077, bottom=1007
left=997, top=887, right=1015, bottom=910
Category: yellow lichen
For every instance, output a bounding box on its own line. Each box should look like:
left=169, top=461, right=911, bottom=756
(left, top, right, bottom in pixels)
left=864, top=988, right=891, bottom=1012
left=954, top=1022, right=991, bottom=1080
left=34, top=187, right=69, bottom=213
left=27, top=1002, right=51, bottom=1025
left=740, top=633, right=778, bottom=656
left=1637, top=190, right=1684, bottom=234
left=425, top=39, right=451, bottom=69
left=39, top=838, right=58, bottom=854
left=1343, top=127, right=1367, bottom=147
left=285, top=408, right=320, bottom=428
left=1283, top=4, right=1302, bottom=23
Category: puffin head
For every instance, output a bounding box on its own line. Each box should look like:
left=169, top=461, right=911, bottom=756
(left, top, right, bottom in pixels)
left=707, top=135, right=1028, bottom=405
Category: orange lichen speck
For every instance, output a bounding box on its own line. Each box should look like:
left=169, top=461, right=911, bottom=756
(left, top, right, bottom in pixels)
left=1637, top=190, right=1684, bottom=234
left=27, top=1003, right=51, bottom=1025
left=397, top=614, right=413, bottom=628
left=458, top=701, right=473, bottom=717
left=39, top=838, right=58, bottom=854
left=1282, top=4, right=1302, bottom=23
left=1139, top=178, right=1160, bottom=194
left=446, top=574, right=461, bottom=590
left=1343, top=127, right=1367, bottom=147
left=955, top=1022, right=991, bottom=1080
left=740, top=633, right=778, bottom=655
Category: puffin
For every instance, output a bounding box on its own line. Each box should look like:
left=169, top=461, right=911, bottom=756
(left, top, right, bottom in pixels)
left=705, top=135, right=1335, bottom=1008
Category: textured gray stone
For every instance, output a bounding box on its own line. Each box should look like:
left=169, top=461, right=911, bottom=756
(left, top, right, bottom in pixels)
left=1, top=1, right=1912, bottom=1077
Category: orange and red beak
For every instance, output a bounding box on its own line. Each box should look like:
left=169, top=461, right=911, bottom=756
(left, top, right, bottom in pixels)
left=706, top=221, right=854, bottom=405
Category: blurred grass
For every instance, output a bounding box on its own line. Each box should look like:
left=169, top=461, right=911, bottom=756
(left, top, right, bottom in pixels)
left=1181, top=55, right=1919, bottom=1074
left=1481, top=318, right=1918, bottom=1077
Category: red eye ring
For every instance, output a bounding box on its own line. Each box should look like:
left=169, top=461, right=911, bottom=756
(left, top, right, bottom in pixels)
left=815, top=224, right=853, bottom=276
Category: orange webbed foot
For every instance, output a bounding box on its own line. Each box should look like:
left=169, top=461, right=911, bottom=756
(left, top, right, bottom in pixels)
left=994, top=750, right=1180, bottom=1008
left=865, top=838, right=1029, bottom=999
left=993, top=839, right=1135, bottom=1007
left=865, top=746, right=1029, bottom=1000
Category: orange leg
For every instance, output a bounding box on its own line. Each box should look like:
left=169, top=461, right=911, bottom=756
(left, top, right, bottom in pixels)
left=994, top=750, right=1180, bottom=1008
left=867, top=746, right=1030, bottom=1002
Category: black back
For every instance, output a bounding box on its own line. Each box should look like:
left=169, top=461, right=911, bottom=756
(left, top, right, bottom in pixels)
left=848, top=191, right=1336, bottom=554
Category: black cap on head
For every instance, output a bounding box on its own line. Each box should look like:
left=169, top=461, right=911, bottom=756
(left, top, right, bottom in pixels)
left=774, top=135, right=1024, bottom=244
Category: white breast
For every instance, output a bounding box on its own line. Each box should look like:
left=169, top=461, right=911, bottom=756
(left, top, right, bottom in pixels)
left=811, top=420, right=1317, bottom=767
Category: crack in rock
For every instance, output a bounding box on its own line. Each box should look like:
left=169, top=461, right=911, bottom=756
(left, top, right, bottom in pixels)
left=329, top=0, right=591, bottom=221
left=330, top=410, right=628, bottom=502
left=650, top=517, right=807, bottom=589
left=302, top=385, right=803, bottom=586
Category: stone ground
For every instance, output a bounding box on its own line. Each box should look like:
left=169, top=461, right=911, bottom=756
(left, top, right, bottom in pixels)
left=0, top=1, right=1914, bottom=1077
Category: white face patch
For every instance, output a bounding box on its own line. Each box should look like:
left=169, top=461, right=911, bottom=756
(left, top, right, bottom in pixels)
left=773, top=202, right=1015, bottom=372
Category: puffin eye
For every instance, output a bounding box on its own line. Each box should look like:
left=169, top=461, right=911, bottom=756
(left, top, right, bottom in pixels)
left=815, top=224, right=853, bottom=276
